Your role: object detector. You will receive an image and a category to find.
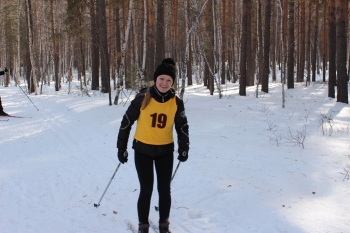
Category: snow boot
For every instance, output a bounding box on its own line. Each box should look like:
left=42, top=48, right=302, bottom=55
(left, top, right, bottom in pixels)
left=138, top=223, right=150, bottom=233
left=159, top=221, right=172, bottom=233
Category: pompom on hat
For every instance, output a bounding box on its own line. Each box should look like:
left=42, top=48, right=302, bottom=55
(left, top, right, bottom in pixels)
left=153, top=58, right=176, bottom=84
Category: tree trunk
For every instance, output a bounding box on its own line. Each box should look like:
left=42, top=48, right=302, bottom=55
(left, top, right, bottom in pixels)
left=16, top=0, right=22, bottom=86
left=322, top=0, right=328, bottom=83
left=328, top=0, right=336, bottom=98
left=97, top=0, right=110, bottom=105
left=137, top=0, right=147, bottom=86
left=311, top=0, right=319, bottom=82
left=50, top=0, right=59, bottom=91
left=155, top=0, right=165, bottom=65
left=297, top=0, right=305, bottom=83
left=221, top=0, right=226, bottom=85
left=25, top=0, right=37, bottom=94
left=287, top=0, right=294, bottom=89
left=282, top=0, right=288, bottom=85
left=246, top=1, right=255, bottom=87
left=114, top=6, right=121, bottom=90
left=306, top=0, right=312, bottom=84
left=187, top=33, right=193, bottom=86
left=232, top=0, right=237, bottom=83
left=262, top=0, right=272, bottom=93
left=146, top=0, right=155, bottom=82
left=239, top=0, right=250, bottom=96
left=271, top=0, right=277, bottom=82
left=187, top=0, right=193, bottom=86
left=114, top=0, right=133, bottom=105
left=258, top=0, right=263, bottom=84
left=335, top=0, right=348, bottom=103
left=90, top=0, right=99, bottom=91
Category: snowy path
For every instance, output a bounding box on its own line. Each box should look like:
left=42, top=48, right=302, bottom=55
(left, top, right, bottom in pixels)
left=1, top=83, right=350, bottom=233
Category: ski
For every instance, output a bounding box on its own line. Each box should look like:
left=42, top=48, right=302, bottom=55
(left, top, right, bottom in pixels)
left=8, top=115, right=31, bottom=118
left=0, top=115, right=32, bottom=119
left=148, top=219, right=159, bottom=233
left=0, top=119, right=9, bottom=121
left=125, top=220, right=138, bottom=233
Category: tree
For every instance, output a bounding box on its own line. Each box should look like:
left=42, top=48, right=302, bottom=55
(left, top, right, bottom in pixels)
left=311, top=0, right=319, bottom=83
left=25, top=0, right=38, bottom=94
left=328, top=0, right=336, bottom=98
left=322, top=0, right=328, bottom=83
left=297, top=0, right=305, bottom=83
left=203, top=0, right=214, bottom=94
left=270, top=0, right=277, bottom=82
left=335, top=0, right=348, bottom=104
left=262, top=0, right=272, bottom=93
left=228, top=0, right=237, bottom=83
left=221, top=0, right=226, bottom=85
left=239, top=0, right=250, bottom=96
left=51, top=0, right=60, bottom=91
left=97, top=0, right=111, bottom=106
left=114, top=0, right=133, bottom=105
left=87, top=0, right=99, bottom=91
left=145, top=0, right=155, bottom=82
left=155, top=0, right=165, bottom=65
left=258, top=0, right=263, bottom=85
left=287, top=0, right=294, bottom=89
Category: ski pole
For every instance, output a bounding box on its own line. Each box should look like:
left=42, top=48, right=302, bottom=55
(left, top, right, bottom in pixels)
left=17, top=83, right=39, bottom=111
left=94, top=162, right=122, bottom=208
left=171, top=161, right=181, bottom=183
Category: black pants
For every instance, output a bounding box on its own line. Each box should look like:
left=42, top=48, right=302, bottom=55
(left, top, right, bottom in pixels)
left=134, top=150, right=174, bottom=223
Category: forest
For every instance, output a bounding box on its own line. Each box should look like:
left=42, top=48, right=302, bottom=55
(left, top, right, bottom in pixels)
left=0, top=0, right=349, bottom=104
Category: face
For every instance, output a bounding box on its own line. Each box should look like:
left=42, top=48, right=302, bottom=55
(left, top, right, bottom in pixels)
left=155, top=75, right=173, bottom=93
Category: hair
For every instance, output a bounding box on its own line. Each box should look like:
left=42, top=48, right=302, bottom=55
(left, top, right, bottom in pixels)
left=140, top=92, right=151, bottom=110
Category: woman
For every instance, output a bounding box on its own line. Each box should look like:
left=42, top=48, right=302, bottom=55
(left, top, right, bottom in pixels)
left=117, top=58, right=189, bottom=233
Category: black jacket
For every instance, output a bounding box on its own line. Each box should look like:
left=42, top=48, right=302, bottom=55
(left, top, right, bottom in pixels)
left=117, top=86, right=189, bottom=157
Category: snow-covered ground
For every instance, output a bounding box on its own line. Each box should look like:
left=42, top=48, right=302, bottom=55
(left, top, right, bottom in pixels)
left=1, top=78, right=349, bottom=233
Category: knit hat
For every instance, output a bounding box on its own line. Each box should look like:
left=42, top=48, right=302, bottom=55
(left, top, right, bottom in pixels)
left=153, top=58, right=176, bottom=84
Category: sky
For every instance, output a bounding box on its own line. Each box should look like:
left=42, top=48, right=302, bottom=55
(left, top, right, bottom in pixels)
left=1, top=75, right=350, bottom=233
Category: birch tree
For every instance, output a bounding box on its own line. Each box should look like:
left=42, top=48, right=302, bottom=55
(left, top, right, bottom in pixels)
left=179, top=0, right=209, bottom=100
left=114, top=0, right=133, bottom=105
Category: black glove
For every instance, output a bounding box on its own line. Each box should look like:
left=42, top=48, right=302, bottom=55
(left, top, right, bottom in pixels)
left=118, top=149, right=128, bottom=164
left=177, top=148, right=188, bottom=162
left=4, top=68, right=8, bottom=73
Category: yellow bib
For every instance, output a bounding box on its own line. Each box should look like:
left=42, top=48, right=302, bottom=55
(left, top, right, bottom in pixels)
left=134, top=96, right=177, bottom=145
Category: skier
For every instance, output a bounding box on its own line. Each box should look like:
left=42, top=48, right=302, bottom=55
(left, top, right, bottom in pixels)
left=117, top=58, right=190, bottom=233
left=0, top=67, right=8, bottom=76
left=0, top=97, right=9, bottom=116
left=0, top=68, right=10, bottom=116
